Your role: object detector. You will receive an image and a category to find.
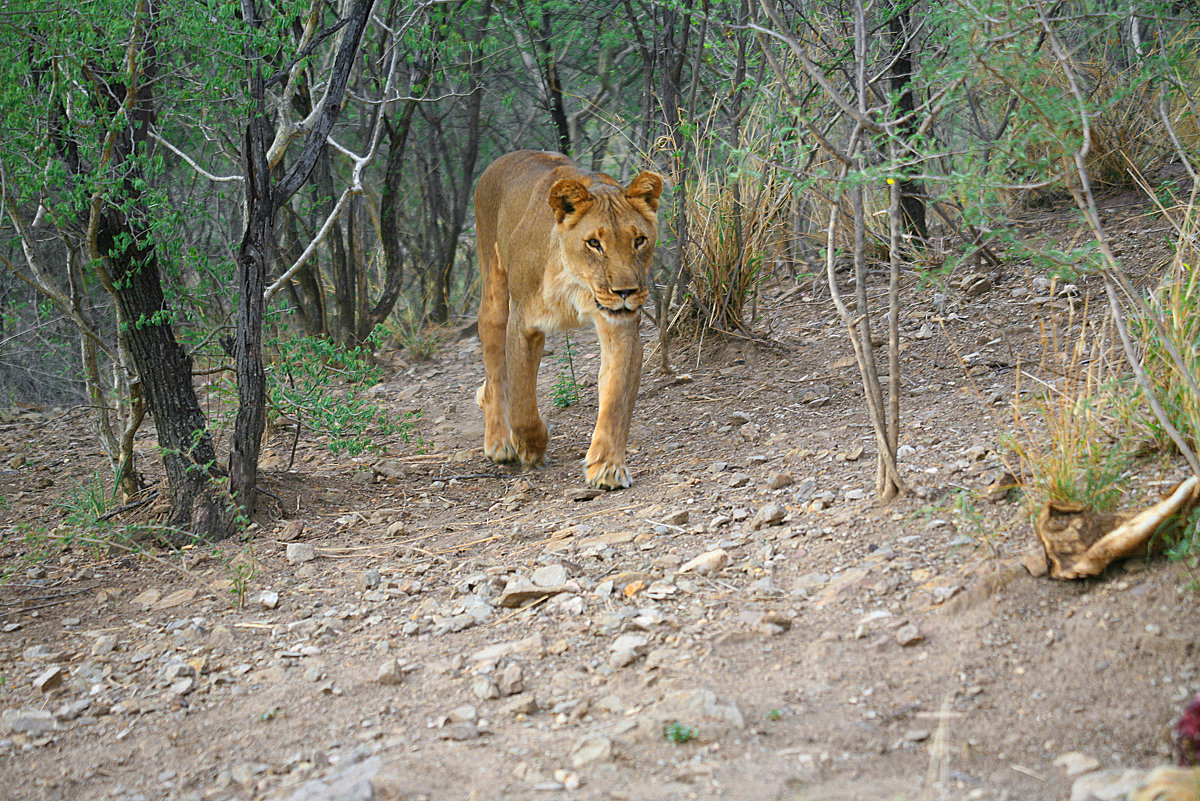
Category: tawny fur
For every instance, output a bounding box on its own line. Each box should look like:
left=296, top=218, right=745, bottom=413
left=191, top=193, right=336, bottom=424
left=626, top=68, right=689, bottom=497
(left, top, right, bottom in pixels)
left=473, top=151, right=663, bottom=489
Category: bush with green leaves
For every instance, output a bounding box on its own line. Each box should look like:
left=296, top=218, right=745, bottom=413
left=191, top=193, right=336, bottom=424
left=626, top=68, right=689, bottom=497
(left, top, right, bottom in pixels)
left=264, top=329, right=418, bottom=460
left=551, top=334, right=580, bottom=409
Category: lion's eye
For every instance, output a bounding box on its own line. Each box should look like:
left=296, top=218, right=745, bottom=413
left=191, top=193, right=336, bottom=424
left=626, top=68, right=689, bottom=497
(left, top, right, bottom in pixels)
left=634, top=236, right=647, bottom=248
left=586, top=238, right=602, bottom=251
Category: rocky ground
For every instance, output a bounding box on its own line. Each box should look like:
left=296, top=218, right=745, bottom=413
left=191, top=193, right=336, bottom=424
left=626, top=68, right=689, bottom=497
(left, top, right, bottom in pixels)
left=1, top=194, right=1198, bottom=801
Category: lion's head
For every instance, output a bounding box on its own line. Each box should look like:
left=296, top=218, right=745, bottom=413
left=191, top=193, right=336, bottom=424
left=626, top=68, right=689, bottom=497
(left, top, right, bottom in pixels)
left=547, top=171, right=663, bottom=320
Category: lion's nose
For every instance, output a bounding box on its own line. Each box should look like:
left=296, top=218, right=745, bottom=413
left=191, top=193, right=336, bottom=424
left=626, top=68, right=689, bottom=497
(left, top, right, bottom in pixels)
left=613, top=287, right=638, bottom=299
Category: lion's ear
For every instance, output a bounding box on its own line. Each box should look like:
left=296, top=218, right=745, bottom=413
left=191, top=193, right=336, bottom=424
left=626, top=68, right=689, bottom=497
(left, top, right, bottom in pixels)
left=548, top=179, right=593, bottom=224
left=625, top=172, right=664, bottom=212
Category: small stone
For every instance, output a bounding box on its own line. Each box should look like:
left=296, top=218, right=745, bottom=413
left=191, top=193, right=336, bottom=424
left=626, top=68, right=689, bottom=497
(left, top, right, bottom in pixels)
left=961, top=272, right=991, bottom=297
left=611, top=633, right=649, bottom=654
left=132, top=589, right=161, bottom=609
left=678, top=549, right=729, bottom=576
left=728, top=472, right=750, bottom=488
left=895, top=623, right=923, bottom=647
left=258, top=590, right=280, bottom=610
left=92, top=635, right=119, bottom=657
left=1020, top=546, right=1049, bottom=578
left=33, top=665, right=66, bottom=693
left=358, top=569, right=382, bottom=591
left=531, top=565, right=568, bottom=587
left=276, top=520, right=305, bottom=541
left=497, top=662, right=524, bottom=697
left=472, top=676, right=500, bottom=700
left=610, top=633, right=649, bottom=667
left=497, top=580, right=567, bottom=608
left=3, top=709, right=55, bottom=735
left=501, top=695, right=539, bottom=716
left=844, top=488, right=867, bottom=501
left=154, top=588, right=196, bottom=610
left=566, top=487, right=603, bottom=502
left=570, top=736, right=613, bottom=767
left=376, top=659, right=404, bottom=685
left=438, top=723, right=479, bottom=741
left=729, top=411, right=751, bottom=426
left=1069, top=768, right=1148, bottom=801
left=662, top=510, right=689, bottom=527
left=286, top=543, right=316, bottom=565
left=767, top=472, right=794, bottom=490
left=1054, top=751, right=1101, bottom=778
left=750, top=503, right=787, bottom=530
left=447, top=704, right=477, bottom=723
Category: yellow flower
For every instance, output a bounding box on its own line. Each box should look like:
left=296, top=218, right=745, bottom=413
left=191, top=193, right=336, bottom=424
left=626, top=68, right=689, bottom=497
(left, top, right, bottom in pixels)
left=886, top=178, right=895, bottom=185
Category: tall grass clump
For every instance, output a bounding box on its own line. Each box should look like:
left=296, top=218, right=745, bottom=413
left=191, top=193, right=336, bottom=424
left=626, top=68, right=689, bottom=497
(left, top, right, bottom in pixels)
left=1006, top=303, right=1133, bottom=515
left=1133, top=237, right=1200, bottom=456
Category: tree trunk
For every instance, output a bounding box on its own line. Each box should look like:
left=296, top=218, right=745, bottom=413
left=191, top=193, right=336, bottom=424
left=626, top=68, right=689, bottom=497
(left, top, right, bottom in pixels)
left=97, top=209, right=234, bottom=538
left=889, top=2, right=927, bottom=243
left=229, top=0, right=376, bottom=519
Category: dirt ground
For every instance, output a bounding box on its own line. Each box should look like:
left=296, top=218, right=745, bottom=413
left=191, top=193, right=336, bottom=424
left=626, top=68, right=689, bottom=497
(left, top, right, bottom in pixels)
left=1, top=193, right=1197, bottom=801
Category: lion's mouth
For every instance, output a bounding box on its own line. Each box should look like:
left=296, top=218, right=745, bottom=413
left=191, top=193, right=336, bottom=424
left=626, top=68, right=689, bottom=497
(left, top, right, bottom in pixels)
left=595, top=301, right=639, bottom=317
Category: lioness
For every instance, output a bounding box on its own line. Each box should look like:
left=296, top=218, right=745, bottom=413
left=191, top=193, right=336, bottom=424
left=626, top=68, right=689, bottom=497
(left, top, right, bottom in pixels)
left=474, top=150, right=663, bottom=489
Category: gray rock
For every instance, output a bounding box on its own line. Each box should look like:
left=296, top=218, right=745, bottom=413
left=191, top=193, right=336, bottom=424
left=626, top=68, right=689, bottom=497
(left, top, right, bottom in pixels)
left=91, top=634, right=119, bottom=657
left=895, top=624, right=923, bottom=647
left=437, top=722, right=480, bottom=741
left=286, top=543, right=316, bottom=565
left=1054, top=751, right=1101, bottom=778
left=632, top=688, right=744, bottom=744
left=570, top=736, right=613, bottom=767
left=472, top=675, right=500, bottom=700
left=376, top=659, right=403, bottom=686
left=750, top=503, right=787, bottom=529
left=500, top=694, right=539, bottom=716
left=531, top=565, right=568, bottom=587
left=273, top=756, right=382, bottom=801
left=662, top=509, right=690, bottom=527
left=767, top=472, right=794, bottom=490
left=32, top=665, right=66, bottom=693
left=496, top=580, right=567, bottom=608
left=678, top=549, right=728, bottom=575
left=497, top=662, right=524, bottom=696
left=1069, top=768, right=1147, bottom=801
left=3, top=708, right=56, bottom=735
left=358, top=569, right=381, bottom=591
left=447, top=704, right=477, bottom=723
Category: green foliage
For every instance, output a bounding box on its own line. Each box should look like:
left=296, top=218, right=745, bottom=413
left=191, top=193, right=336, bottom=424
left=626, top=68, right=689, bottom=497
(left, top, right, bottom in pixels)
left=388, top=308, right=443, bottom=361
left=1132, top=262, right=1200, bottom=455
left=266, top=329, right=418, bottom=458
left=550, top=334, right=580, bottom=409
left=664, top=721, right=698, bottom=744
left=1006, top=309, right=1133, bottom=516
left=229, top=552, right=256, bottom=610
left=766, top=708, right=783, bottom=721
left=55, top=472, right=117, bottom=530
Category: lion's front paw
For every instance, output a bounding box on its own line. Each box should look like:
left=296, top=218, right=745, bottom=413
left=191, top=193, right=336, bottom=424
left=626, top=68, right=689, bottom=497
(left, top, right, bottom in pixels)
left=484, top=436, right=519, bottom=464
left=586, top=459, right=632, bottom=490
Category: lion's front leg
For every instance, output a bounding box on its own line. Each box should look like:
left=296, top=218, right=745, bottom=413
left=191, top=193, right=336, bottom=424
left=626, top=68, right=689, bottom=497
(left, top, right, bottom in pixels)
left=477, top=244, right=519, bottom=464
left=585, top=316, right=642, bottom=489
left=506, top=322, right=548, bottom=467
